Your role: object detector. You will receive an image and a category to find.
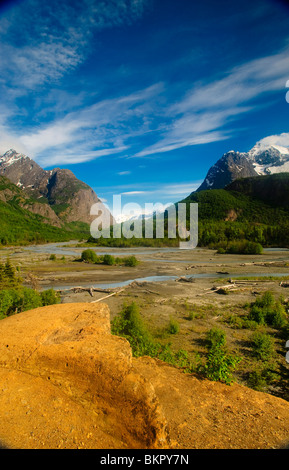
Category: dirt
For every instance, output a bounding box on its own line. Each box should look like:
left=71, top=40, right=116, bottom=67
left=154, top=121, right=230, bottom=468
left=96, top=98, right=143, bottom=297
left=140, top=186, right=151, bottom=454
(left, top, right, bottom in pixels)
left=0, top=244, right=289, bottom=449
left=0, top=301, right=289, bottom=450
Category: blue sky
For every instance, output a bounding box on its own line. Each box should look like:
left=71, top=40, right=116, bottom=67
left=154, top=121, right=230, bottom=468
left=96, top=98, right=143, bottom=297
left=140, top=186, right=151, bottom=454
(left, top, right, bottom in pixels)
left=0, top=0, right=289, bottom=216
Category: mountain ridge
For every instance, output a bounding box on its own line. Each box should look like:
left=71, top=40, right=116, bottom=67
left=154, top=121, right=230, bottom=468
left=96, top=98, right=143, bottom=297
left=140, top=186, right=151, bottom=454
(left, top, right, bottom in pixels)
left=197, top=138, right=289, bottom=192
left=0, top=149, right=112, bottom=227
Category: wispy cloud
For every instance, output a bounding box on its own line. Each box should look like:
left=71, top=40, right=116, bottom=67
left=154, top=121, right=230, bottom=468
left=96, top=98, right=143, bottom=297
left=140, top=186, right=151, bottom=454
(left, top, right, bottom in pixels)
left=0, top=0, right=148, bottom=90
left=100, top=181, right=202, bottom=199
left=6, top=84, right=162, bottom=165
left=1, top=0, right=289, bottom=167
left=136, top=45, right=289, bottom=157
left=118, top=171, right=132, bottom=175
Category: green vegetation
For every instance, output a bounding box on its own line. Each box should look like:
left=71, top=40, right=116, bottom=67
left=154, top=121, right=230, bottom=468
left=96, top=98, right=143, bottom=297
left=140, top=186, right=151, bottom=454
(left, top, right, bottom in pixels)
left=111, top=302, right=242, bottom=385
left=110, top=292, right=289, bottom=393
left=81, top=249, right=139, bottom=267
left=0, top=176, right=90, bottom=246
left=215, top=240, right=263, bottom=254
left=85, top=174, right=289, bottom=249
left=250, top=331, right=275, bottom=361
left=111, top=302, right=194, bottom=370
left=0, top=197, right=90, bottom=246
left=248, top=291, right=287, bottom=328
left=202, top=328, right=241, bottom=385
left=167, top=317, right=180, bottom=335
left=0, top=259, right=60, bottom=320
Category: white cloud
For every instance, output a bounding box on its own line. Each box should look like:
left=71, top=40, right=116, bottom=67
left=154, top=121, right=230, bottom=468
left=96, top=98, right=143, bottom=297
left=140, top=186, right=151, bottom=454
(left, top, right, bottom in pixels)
left=136, top=45, right=289, bottom=158
left=0, top=0, right=149, bottom=91
left=118, top=171, right=132, bottom=175
left=5, top=84, right=162, bottom=165
left=256, top=132, right=289, bottom=149
left=121, top=191, right=146, bottom=195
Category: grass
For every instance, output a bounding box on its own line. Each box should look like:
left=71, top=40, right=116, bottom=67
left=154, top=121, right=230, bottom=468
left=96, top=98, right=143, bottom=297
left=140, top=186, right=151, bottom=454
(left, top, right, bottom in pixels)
left=116, top=290, right=289, bottom=397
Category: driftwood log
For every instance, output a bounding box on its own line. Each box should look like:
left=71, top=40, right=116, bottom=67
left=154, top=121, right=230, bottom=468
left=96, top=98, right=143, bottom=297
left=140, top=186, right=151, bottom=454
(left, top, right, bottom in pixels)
left=57, top=286, right=120, bottom=296
left=57, top=280, right=161, bottom=299
left=176, top=276, right=195, bottom=283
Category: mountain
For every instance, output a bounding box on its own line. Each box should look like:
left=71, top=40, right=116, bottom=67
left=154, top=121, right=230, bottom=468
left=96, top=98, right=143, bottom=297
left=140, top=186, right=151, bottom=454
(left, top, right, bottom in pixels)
left=184, top=175, right=289, bottom=223
left=0, top=175, right=91, bottom=245
left=197, top=151, right=258, bottom=191
left=226, top=173, right=289, bottom=210
left=197, top=139, right=289, bottom=191
left=0, top=149, right=112, bottom=226
left=181, top=172, right=289, bottom=248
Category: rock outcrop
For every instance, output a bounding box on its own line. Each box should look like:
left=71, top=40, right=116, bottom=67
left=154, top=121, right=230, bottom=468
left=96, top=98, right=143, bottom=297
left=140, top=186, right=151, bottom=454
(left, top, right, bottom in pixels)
left=0, top=303, right=289, bottom=449
left=0, top=150, right=113, bottom=226
left=196, top=139, right=289, bottom=192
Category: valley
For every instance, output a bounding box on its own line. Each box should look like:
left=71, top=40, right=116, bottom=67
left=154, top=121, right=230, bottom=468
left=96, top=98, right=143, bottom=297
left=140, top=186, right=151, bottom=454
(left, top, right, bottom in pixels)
left=2, top=241, right=289, bottom=401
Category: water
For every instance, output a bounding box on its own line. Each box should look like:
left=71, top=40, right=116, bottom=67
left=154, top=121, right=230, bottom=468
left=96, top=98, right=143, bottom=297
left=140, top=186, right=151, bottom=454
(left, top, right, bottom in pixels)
left=48, top=271, right=289, bottom=291
left=7, top=241, right=288, bottom=291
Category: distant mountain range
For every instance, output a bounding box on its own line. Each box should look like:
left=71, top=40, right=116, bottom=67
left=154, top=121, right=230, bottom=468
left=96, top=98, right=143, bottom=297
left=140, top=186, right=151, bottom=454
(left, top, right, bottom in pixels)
left=197, top=139, right=289, bottom=191
left=0, top=149, right=113, bottom=227
left=1, top=135, right=289, bottom=246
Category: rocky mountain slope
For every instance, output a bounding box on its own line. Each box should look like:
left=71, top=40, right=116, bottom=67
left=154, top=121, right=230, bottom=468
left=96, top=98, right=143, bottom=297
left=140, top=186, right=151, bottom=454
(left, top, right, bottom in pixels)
left=0, top=175, right=96, bottom=244
left=197, top=139, right=289, bottom=191
left=0, top=302, right=289, bottom=449
left=0, top=149, right=112, bottom=226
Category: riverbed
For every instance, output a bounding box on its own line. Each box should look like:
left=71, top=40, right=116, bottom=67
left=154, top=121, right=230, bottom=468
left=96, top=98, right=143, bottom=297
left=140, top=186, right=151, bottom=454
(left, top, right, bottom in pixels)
left=2, top=241, right=289, bottom=394
left=1, top=241, right=289, bottom=297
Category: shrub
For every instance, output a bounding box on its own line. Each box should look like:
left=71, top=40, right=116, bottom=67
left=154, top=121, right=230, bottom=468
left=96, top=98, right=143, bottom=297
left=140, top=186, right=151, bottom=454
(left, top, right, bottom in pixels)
left=0, top=287, right=61, bottom=319
left=81, top=249, right=98, bottom=263
left=124, top=255, right=138, bottom=267
left=247, top=370, right=268, bottom=391
left=248, top=291, right=287, bottom=328
left=215, top=240, right=263, bottom=255
left=250, top=331, right=275, bottom=360
left=49, top=254, right=56, bottom=261
left=167, top=318, right=180, bottom=335
left=0, top=289, right=22, bottom=319
left=41, top=288, right=61, bottom=306
left=111, top=302, right=152, bottom=357
left=203, top=328, right=241, bottom=385
left=248, top=366, right=280, bottom=391
left=111, top=302, right=193, bottom=370
left=22, top=287, right=43, bottom=311
left=102, top=254, right=115, bottom=265
left=206, top=327, right=226, bottom=348
left=204, top=349, right=241, bottom=385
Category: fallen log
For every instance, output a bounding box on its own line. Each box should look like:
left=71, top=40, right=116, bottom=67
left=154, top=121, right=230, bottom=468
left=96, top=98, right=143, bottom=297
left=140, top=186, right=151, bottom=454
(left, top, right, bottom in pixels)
left=176, top=276, right=195, bottom=283
left=91, top=289, right=125, bottom=303
left=57, top=286, right=120, bottom=296
left=229, top=279, right=275, bottom=284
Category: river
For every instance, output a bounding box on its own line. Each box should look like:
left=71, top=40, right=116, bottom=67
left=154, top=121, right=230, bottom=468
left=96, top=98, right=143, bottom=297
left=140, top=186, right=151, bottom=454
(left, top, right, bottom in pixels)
left=5, top=241, right=289, bottom=291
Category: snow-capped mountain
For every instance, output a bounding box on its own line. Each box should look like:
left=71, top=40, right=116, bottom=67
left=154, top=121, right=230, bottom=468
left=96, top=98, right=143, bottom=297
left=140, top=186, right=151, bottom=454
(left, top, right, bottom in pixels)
left=247, top=142, right=289, bottom=175
left=0, top=149, right=29, bottom=168
left=197, top=150, right=258, bottom=191
left=0, top=149, right=113, bottom=226
left=197, top=136, right=289, bottom=191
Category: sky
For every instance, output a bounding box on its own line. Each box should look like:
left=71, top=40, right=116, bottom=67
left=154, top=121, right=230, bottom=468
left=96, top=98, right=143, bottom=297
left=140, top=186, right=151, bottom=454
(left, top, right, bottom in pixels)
left=0, top=0, right=289, bottom=218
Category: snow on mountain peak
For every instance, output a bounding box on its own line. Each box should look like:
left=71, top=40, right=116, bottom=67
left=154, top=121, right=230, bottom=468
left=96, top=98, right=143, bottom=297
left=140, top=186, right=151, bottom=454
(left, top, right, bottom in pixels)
left=0, top=149, right=28, bottom=167
left=248, top=141, right=289, bottom=158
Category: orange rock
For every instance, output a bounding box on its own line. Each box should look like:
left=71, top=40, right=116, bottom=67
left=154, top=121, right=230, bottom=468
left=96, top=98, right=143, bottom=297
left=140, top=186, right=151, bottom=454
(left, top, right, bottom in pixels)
left=0, top=302, right=289, bottom=449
